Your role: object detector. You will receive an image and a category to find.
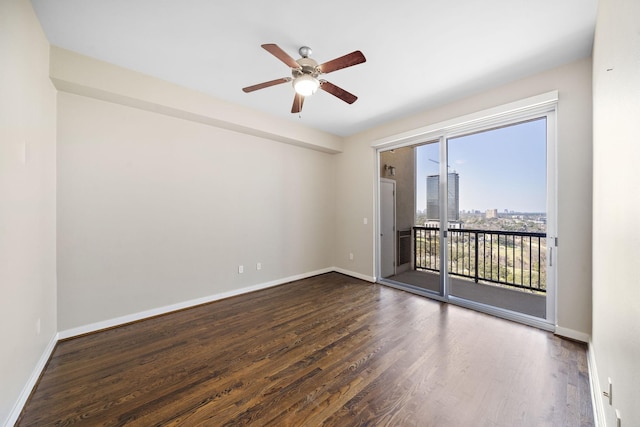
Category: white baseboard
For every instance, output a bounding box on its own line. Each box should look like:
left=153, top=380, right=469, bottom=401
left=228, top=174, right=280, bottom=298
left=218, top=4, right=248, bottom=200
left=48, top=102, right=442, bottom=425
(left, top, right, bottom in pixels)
left=587, top=340, right=606, bottom=427
left=58, top=267, right=375, bottom=340
left=332, top=267, right=376, bottom=283
left=9, top=266, right=372, bottom=426
left=58, top=268, right=335, bottom=340
left=554, top=326, right=590, bottom=343
left=4, top=332, right=59, bottom=427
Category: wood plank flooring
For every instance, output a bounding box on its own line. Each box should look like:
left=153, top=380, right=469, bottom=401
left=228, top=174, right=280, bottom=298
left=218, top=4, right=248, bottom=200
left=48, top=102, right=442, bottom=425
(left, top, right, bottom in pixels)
left=17, top=273, right=593, bottom=426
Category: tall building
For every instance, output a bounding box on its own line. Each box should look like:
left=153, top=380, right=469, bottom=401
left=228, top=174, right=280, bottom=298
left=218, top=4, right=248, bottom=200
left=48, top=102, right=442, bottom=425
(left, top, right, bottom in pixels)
left=486, top=208, right=498, bottom=219
left=426, top=173, right=459, bottom=220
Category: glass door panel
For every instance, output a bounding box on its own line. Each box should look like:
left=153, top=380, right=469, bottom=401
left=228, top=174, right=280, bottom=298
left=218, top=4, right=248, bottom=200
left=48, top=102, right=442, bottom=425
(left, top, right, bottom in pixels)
left=445, top=118, right=548, bottom=318
left=379, top=139, right=443, bottom=297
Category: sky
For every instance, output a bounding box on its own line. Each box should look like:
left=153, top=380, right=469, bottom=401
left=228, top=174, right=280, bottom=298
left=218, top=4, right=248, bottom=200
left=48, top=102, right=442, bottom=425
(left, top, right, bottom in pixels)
left=415, top=118, right=547, bottom=213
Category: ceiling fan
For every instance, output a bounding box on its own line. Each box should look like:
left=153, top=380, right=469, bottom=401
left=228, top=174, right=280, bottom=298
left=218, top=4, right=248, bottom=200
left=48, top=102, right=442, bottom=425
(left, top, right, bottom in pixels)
left=242, top=44, right=366, bottom=114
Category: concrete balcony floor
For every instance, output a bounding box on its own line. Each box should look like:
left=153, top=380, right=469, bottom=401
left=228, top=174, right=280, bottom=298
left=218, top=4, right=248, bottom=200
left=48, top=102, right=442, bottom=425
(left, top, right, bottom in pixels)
left=386, top=269, right=546, bottom=318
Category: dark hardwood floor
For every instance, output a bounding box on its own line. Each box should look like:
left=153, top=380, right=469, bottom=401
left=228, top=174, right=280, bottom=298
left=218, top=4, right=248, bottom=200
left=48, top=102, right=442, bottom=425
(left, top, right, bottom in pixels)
left=18, top=273, right=593, bottom=426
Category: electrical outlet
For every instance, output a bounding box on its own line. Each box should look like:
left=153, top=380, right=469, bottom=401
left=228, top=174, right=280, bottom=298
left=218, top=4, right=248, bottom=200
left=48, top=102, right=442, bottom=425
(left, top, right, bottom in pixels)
left=256, top=262, right=262, bottom=270
left=238, top=265, right=244, bottom=274
left=349, top=253, right=354, bottom=261
left=363, top=217, right=368, bottom=225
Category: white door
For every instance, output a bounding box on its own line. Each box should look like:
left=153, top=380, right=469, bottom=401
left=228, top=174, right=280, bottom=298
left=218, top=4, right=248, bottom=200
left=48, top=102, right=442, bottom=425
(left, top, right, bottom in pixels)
left=380, top=179, right=396, bottom=278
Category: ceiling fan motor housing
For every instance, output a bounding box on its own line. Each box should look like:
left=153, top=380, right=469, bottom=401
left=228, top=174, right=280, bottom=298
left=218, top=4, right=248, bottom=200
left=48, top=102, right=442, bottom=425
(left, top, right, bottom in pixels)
left=293, top=57, right=320, bottom=78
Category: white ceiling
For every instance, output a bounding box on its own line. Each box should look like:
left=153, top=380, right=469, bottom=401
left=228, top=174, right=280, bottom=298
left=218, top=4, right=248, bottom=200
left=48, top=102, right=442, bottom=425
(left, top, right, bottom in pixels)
left=31, top=0, right=597, bottom=137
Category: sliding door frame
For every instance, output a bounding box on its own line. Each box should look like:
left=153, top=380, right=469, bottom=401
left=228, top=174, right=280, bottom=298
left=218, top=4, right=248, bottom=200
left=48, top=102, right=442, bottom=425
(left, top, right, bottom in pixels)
left=374, top=91, right=558, bottom=331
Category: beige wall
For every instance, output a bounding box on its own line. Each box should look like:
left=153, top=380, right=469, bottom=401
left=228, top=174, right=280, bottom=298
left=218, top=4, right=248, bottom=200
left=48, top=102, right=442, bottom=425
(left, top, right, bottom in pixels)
left=336, top=58, right=593, bottom=337
left=57, top=91, right=336, bottom=330
left=592, top=0, right=640, bottom=425
left=50, top=46, right=343, bottom=155
left=0, top=0, right=57, bottom=424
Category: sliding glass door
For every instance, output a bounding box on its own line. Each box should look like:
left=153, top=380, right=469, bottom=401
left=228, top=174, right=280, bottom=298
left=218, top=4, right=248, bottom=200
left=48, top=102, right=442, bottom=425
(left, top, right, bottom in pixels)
left=377, top=99, right=557, bottom=328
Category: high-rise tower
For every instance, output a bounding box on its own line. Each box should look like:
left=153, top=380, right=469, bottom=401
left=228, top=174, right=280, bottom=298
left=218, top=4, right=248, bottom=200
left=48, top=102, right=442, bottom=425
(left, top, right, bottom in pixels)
left=426, top=173, right=459, bottom=221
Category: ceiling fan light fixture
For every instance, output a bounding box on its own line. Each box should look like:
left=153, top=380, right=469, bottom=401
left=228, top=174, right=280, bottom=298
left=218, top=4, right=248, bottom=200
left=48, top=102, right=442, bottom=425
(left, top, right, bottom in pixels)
left=243, top=44, right=366, bottom=114
left=293, top=74, right=319, bottom=96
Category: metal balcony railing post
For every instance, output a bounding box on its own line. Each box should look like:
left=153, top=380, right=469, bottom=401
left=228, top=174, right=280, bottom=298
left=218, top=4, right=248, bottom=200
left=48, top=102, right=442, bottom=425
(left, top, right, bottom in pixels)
left=474, top=230, right=479, bottom=283
left=413, top=227, right=418, bottom=270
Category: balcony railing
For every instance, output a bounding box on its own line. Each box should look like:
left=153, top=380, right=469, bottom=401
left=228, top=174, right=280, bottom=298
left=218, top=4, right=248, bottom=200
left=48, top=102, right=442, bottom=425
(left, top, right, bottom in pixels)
left=413, top=226, right=547, bottom=292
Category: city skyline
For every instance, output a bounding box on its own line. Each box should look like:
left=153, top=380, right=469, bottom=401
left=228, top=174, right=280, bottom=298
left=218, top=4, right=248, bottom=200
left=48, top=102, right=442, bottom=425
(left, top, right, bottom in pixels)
left=416, top=118, right=547, bottom=213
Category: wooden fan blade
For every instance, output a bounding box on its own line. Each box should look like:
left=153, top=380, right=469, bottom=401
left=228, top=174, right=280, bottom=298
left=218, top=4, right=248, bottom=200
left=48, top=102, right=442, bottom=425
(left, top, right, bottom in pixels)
left=242, top=77, right=291, bottom=93
left=262, top=44, right=301, bottom=69
left=318, top=50, right=366, bottom=74
left=291, top=93, right=304, bottom=113
left=319, top=81, right=358, bottom=104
